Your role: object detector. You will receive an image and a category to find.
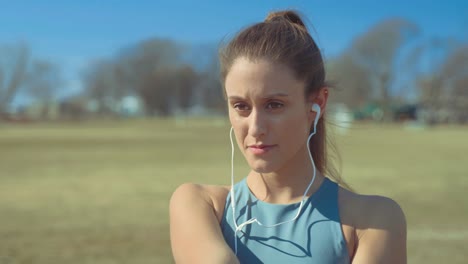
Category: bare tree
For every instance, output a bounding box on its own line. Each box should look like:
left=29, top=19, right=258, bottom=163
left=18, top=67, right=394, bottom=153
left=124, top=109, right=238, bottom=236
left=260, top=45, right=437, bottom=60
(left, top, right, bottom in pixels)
left=439, top=45, right=468, bottom=122
left=175, top=65, right=198, bottom=111
left=118, top=38, right=182, bottom=115
left=83, top=59, right=127, bottom=115
left=25, top=60, right=62, bottom=118
left=327, top=54, right=373, bottom=109
left=403, top=37, right=465, bottom=123
left=0, top=43, right=30, bottom=114
left=197, top=54, right=226, bottom=113
left=82, top=38, right=218, bottom=116
left=405, top=38, right=454, bottom=103
left=349, top=18, right=420, bottom=120
left=139, top=66, right=174, bottom=116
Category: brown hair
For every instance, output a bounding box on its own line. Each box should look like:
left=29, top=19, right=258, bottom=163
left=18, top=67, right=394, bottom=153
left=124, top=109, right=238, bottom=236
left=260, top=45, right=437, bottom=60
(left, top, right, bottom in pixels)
left=219, top=10, right=350, bottom=189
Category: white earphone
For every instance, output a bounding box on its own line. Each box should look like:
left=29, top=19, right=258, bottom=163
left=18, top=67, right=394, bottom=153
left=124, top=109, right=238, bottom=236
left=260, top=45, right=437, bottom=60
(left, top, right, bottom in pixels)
left=229, top=103, right=322, bottom=255
left=312, top=103, right=321, bottom=113
left=311, top=103, right=321, bottom=136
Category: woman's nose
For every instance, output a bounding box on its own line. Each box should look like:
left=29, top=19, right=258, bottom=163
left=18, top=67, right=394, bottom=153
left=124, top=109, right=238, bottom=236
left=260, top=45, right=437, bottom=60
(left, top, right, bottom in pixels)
left=248, top=109, right=267, bottom=138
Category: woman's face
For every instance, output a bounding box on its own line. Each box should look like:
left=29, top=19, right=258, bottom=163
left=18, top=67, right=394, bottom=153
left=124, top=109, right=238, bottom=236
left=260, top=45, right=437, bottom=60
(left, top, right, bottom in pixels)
left=225, top=57, right=314, bottom=173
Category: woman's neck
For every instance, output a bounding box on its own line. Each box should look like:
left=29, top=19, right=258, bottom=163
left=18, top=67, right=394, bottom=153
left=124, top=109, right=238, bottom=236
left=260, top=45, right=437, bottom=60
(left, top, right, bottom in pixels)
left=246, top=146, right=325, bottom=204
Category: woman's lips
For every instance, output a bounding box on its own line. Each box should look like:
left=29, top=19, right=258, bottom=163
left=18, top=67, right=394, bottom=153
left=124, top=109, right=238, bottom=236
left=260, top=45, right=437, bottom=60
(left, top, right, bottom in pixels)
left=248, top=145, right=276, bottom=155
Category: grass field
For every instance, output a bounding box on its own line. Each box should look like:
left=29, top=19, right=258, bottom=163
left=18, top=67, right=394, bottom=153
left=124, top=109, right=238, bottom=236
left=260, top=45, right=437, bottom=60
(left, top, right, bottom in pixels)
left=0, top=118, right=467, bottom=263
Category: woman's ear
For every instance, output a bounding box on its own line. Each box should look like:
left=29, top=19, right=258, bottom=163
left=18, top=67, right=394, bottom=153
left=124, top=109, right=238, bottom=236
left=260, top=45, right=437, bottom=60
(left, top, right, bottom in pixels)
left=308, top=87, right=329, bottom=119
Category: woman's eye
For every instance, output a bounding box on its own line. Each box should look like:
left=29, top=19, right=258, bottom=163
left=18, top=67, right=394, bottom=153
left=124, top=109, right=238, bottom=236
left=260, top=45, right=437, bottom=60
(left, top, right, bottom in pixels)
left=233, top=103, right=250, bottom=111
left=266, top=102, right=284, bottom=109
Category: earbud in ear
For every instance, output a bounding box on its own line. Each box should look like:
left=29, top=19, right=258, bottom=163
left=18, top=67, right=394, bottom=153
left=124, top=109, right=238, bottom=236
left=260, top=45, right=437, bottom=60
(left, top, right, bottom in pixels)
left=312, top=103, right=320, bottom=114
left=311, top=104, right=321, bottom=133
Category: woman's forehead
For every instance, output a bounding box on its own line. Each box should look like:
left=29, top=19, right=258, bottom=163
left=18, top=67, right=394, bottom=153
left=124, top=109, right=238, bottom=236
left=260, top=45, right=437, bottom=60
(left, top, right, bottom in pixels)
left=225, top=57, right=305, bottom=98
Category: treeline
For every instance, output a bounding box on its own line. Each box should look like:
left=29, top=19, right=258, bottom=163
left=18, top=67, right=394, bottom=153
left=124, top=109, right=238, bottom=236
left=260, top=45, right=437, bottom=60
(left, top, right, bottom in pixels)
left=0, top=43, right=62, bottom=119
left=1, top=18, right=467, bottom=123
left=81, top=39, right=225, bottom=117
left=0, top=39, right=225, bottom=120
left=328, top=19, right=467, bottom=123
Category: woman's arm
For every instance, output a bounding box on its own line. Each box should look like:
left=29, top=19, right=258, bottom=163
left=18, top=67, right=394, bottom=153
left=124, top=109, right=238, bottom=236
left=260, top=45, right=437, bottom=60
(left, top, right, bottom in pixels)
left=352, top=196, right=407, bottom=264
left=170, top=183, right=239, bottom=264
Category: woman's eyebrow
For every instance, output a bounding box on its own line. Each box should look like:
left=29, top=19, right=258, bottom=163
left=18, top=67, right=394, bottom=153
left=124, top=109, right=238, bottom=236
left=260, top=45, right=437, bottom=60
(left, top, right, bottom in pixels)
left=263, top=92, right=289, bottom=98
left=227, top=95, right=244, bottom=100
left=228, top=93, right=290, bottom=100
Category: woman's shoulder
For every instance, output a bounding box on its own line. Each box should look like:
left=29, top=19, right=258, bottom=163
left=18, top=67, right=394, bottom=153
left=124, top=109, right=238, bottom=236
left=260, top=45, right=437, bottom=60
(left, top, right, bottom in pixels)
left=338, top=187, right=406, bottom=230
left=171, top=183, right=231, bottom=222
left=338, top=186, right=407, bottom=262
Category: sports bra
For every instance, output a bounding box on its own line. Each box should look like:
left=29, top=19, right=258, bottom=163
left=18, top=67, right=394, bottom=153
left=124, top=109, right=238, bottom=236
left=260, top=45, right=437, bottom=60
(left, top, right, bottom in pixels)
left=220, top=177, right=350, bottom=263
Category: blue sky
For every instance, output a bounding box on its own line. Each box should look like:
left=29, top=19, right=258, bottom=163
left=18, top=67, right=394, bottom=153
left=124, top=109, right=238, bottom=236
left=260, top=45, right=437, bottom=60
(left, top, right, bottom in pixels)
left=1, top=0, right=467, bottom=100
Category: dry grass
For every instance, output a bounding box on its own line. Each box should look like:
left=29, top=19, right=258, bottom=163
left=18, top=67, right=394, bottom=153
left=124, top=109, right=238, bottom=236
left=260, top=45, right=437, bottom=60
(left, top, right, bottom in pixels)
left=0, top=119, right=466, bottom=263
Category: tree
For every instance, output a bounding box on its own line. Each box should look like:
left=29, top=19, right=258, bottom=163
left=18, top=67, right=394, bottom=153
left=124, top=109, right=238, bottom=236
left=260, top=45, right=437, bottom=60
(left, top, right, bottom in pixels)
left=403, top=37, right=465, bottom=124
left=83, top=59, right=127, bottom=115
left=439, top=45, right=468, bottom=123
left=349, top=18, right=420, bottom=120
left=117, top=38, right=182, bottom=115
left=25, top=60, right=62, bottom=118
left=175, top=65, right=198, bottom=111
left=82, top=38, right=214, bottom=116
left=196, top=54, right=226, bottom=114
left=0, top=43, right=30, bottom=114
left=327, top=53, right=373, bottom=109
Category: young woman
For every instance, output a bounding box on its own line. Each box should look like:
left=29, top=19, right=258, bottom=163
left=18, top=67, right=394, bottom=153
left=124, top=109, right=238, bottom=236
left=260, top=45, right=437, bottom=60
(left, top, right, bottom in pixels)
left=170, top=10, right=406, bottom=264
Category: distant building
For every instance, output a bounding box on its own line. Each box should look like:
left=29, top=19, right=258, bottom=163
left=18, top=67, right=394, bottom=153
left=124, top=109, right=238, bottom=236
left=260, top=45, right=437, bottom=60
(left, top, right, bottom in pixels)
left=118, top=95, right=143, bottom=117
left=328, top=103, right=353, bottom=135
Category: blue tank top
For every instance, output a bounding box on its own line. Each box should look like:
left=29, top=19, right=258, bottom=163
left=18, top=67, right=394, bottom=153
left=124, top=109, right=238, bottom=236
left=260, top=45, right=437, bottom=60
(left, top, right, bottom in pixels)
left=221, top=177, right=350, bottom=263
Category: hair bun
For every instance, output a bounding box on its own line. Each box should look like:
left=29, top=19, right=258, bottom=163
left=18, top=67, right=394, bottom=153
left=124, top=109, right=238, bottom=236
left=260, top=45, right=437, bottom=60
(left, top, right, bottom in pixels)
left=265, top=10, right=307, bottom=30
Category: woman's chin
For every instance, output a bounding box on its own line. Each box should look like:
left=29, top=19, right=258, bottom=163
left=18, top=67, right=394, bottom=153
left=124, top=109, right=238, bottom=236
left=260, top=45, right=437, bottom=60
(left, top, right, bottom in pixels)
left=248, top=161, right=278, bottom=174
